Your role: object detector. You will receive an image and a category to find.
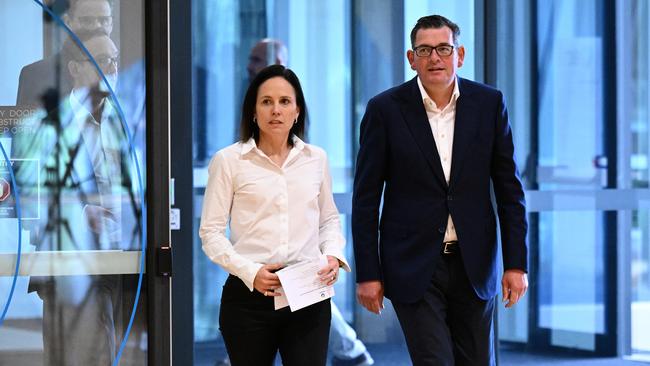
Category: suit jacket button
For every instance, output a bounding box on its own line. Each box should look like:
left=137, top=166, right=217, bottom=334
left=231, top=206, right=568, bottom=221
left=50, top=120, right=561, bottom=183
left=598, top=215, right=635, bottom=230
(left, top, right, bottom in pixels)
left=447, top=195, right=453, bottom=201
left=438, top=227, right=445, bottom=233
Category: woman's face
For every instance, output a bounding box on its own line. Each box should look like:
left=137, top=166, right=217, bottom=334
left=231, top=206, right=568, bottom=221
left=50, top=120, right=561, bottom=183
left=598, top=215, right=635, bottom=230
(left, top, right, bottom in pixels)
left=254, top=76, right=300, bottom=142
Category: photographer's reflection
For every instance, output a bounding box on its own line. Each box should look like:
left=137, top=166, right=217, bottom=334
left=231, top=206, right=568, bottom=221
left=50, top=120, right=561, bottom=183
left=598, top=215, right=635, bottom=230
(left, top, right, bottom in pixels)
left=16, top=0, right=113, bottom=108
left=13, top=30, right=134, bottom=366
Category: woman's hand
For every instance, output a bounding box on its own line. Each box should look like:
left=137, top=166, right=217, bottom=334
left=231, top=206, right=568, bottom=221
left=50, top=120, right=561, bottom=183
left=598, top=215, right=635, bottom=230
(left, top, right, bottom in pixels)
left=253, top=263, right=284, bottom=297
left=318, top=255, right=340, bottom=286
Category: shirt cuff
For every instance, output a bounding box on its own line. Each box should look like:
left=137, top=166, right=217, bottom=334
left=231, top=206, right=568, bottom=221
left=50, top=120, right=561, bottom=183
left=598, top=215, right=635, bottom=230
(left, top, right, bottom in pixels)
left=322, top=248, right=351, bottom=272
left=240, top=262, right=264, bottom=292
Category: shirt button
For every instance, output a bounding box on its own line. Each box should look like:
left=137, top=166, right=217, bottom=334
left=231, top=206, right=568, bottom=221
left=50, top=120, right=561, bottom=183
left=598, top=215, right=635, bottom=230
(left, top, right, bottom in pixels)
left=441, top=134, right=445, bottom=138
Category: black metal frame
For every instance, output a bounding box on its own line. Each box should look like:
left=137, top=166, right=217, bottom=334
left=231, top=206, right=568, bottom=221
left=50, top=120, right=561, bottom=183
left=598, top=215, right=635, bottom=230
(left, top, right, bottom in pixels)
left=145, top=0, right=171, bottom=365
left=600, top=0, right=618, bottom=355
left=169, top=0, right=195, bottom=364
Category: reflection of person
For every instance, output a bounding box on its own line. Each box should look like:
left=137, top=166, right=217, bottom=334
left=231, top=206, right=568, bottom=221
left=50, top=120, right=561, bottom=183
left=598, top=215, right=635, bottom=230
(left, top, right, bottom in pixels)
left=13, top=30, right=133, bottom=366
left=200, top=64, right=350, bottom=365
left=352, top=15, right=528, bottom=365
left=16, top=0, right=113, bottom=107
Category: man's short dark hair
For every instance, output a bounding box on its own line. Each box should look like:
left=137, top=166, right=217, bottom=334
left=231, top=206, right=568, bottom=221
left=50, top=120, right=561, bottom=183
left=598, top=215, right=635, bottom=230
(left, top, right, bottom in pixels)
left=239, top=64, right=308, bottom=146
left=410, top=15, right=461, bottom=48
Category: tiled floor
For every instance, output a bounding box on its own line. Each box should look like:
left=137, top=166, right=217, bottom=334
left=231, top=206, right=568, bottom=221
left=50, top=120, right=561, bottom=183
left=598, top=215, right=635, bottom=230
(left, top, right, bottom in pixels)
left=195, top=341, right=650, bottom=366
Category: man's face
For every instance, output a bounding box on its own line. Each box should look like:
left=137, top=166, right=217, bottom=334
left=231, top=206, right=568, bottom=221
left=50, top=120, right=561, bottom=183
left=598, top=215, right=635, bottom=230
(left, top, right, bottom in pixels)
left=69, top=35, right=119, bottom=91
left=248, top=43, right=271, bottom=80
left=407, top=26, right=464, bottom=90
left=67, top=0, right=113, bottom=35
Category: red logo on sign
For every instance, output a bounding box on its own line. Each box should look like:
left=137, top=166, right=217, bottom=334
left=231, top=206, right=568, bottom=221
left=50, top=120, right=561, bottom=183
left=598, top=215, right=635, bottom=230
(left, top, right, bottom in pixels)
left=0, top=178, right=10, bottom=202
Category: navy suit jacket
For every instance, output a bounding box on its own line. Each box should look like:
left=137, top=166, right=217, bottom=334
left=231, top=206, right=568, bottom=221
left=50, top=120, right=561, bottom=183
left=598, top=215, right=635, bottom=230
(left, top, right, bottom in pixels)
left=352, top=76, right=528, bottom=303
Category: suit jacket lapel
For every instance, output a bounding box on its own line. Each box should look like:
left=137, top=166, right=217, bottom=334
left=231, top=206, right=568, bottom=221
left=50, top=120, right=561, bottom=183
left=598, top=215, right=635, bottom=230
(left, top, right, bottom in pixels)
left=449, top=78, right=480, bottom=187
left=397, top=78, right=448, bottom=188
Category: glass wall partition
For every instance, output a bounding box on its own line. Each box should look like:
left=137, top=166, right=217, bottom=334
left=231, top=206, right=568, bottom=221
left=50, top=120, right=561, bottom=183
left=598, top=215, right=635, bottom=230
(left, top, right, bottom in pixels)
left=619, top=0, right=650, bottom=361
left=0, top=1, right=148, bottom=365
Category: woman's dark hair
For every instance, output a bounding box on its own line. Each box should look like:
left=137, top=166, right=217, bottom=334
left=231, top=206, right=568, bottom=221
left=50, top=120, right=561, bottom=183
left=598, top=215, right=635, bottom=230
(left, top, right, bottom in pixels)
left=239, top=64, right=308, bottom=146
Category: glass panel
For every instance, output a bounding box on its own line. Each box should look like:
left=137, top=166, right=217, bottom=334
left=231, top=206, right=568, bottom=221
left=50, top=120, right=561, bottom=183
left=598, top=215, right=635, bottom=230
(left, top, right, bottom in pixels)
left=494, top=0, right=532, bottom=344
left=631, top=210, right=650, bottom=356
left=538, top=211, right=604, bottom=335
left=629, top=0, right=650, bottom=358
left=534, top=0, right=606, bottom=352
left=0, top=1, right=147, bottom=364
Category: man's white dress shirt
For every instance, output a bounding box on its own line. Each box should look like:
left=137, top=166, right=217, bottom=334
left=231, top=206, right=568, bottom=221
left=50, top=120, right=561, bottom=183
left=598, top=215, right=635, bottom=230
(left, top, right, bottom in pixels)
left=417, top=77, right=460, bottom=243
left=200, top=136, right=350, bottom=291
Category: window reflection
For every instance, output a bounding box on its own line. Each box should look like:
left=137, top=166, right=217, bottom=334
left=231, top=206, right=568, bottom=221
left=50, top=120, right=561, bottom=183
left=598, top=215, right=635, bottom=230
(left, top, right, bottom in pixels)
left=0, top=1, right=146, bottom=365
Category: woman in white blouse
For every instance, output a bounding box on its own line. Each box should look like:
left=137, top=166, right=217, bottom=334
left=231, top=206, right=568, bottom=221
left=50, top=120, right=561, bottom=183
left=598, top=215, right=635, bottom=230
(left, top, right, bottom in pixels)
left=199, top=64, right=350, bottom=366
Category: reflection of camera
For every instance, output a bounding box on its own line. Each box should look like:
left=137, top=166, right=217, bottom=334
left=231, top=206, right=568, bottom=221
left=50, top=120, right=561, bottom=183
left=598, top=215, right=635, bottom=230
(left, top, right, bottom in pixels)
left=0, top=177, right=8, bottom=200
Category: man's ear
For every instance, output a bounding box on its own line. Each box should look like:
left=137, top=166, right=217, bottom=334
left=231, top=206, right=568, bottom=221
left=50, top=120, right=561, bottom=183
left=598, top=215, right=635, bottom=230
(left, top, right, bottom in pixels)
left=406, top=50, right=416, bottom=71
left=67, top=60, right=79, bottom=78
left=456, top=45, right=465, bottom=68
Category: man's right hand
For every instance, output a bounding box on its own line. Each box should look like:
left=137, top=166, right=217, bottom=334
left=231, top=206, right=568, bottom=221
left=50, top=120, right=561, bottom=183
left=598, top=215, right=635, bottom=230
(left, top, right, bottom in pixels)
left=356, top=280, right=384, bottom=314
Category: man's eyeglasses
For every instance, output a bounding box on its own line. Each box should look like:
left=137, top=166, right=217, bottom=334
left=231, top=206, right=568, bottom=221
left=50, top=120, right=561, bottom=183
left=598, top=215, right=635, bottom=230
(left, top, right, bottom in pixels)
left=77, top=56, right=119, bottom=68
left=77, top=16, right=112, bottom=29
left=413, top=44, right=455, bottom=57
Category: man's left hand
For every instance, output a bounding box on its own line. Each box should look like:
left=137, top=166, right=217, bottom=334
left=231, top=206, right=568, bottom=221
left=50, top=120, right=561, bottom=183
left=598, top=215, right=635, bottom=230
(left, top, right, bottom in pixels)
left=501, top=269, right=528, bottom=308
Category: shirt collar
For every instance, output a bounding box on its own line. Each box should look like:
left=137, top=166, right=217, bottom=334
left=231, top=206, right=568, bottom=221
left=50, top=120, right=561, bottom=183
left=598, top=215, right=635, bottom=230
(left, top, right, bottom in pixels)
left=417, top=76, right=460, bottom=111
left=69, top=88, right=113, bottom=128
left=240, top=135, right=307, bottom=157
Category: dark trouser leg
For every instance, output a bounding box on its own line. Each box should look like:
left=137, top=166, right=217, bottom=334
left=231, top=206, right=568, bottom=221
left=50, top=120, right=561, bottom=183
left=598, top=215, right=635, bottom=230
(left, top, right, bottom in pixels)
left=219, top=276, right=278, bottom=366
left=446, top=255, right=495, bottom=366
left=393, top=261, right=454, bottom=366
left=278, top=299, right=331, bottom=366
left=393, top=252, right=495, bottom=366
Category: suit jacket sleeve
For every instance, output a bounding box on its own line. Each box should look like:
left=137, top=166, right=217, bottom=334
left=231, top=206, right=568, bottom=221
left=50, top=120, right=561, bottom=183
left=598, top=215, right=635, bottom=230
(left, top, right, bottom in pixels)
left=352, top=97, right=387, bottom=282
left=491, top=92, right=528, bottom=272
left=16, top=66, right=30, bottom=106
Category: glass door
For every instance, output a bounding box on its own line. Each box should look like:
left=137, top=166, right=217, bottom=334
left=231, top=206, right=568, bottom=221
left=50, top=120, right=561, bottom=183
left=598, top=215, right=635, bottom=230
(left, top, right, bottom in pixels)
left=0, top=1, right=167, bottom=364
left=495, top=0, right=619, bottom=357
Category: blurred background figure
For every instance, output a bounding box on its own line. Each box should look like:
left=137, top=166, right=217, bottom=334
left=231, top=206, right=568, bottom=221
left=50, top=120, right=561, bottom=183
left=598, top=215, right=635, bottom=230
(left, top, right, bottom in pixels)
left=246, top=38, right=288, bottom=81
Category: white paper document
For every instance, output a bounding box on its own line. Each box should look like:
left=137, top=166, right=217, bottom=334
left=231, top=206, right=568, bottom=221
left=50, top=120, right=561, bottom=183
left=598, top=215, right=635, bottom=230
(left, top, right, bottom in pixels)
left=274, top=256, right=334, bottom=312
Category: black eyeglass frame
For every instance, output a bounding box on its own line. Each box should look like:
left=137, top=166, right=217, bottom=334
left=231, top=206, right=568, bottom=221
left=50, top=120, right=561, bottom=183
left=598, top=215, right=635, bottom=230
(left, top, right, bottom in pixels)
left=413, top=44, right=455, bottom=57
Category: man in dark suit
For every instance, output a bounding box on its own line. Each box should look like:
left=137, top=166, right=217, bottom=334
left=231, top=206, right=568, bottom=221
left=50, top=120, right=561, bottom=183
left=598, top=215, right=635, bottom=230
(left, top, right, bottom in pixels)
left=16, top=0, right=113, bottom=107
left=352, top=15, right=528, bottom=365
